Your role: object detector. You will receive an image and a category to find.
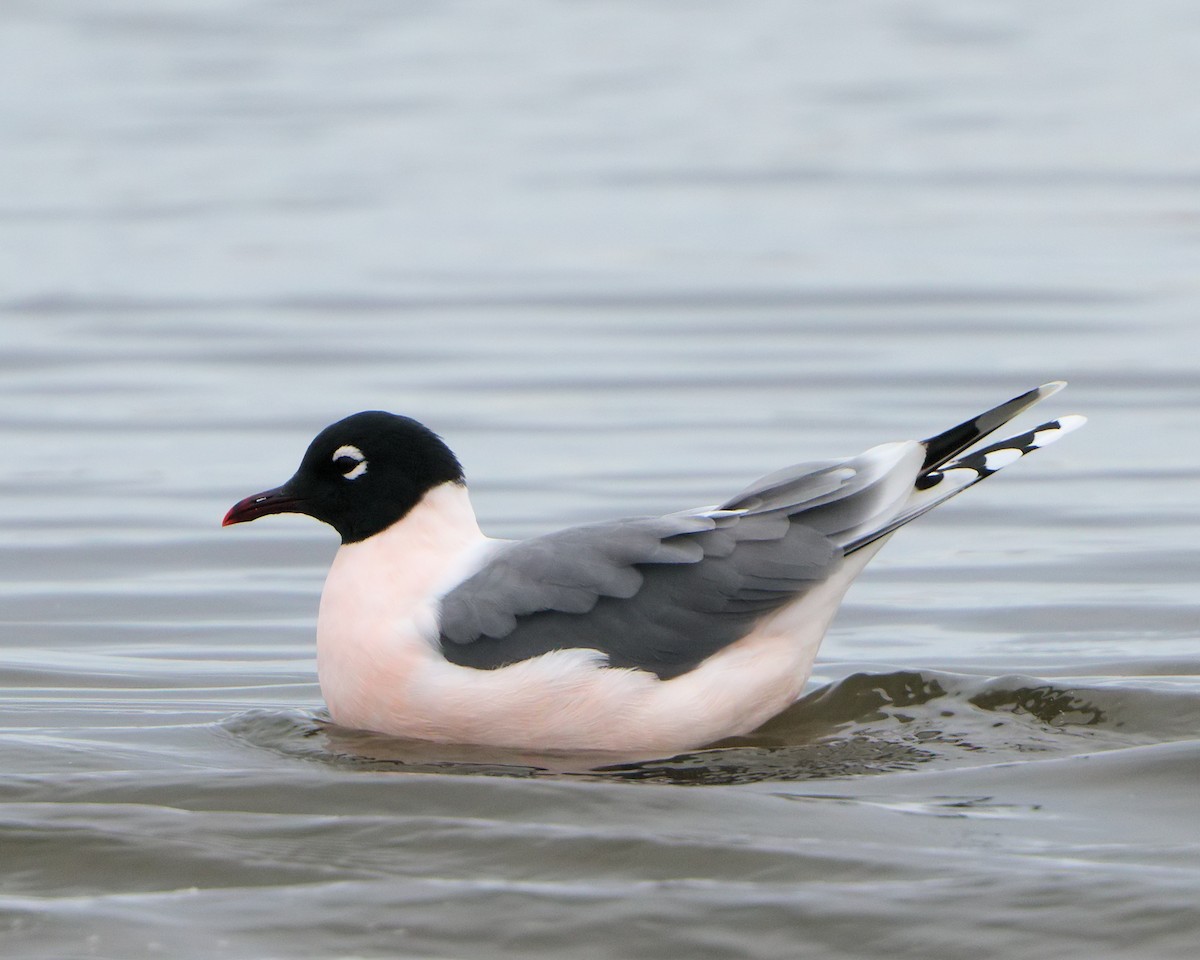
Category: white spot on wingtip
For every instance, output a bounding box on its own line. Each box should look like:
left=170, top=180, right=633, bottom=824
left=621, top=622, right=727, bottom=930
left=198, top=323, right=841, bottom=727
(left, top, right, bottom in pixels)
left=938, top=466, right=980, bottom=486
left=983, top=448, right=1024, bottom=471
left=1031, top=415, right=1086, bottom=448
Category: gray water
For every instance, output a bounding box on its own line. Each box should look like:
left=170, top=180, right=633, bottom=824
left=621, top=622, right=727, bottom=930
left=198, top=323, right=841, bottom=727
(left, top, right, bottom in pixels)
left=2, top=2, right=1200, bottom=958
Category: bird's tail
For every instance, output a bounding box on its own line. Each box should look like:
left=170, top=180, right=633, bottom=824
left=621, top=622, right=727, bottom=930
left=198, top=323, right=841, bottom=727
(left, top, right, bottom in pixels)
left=842, top=412, right=1086, bottom=556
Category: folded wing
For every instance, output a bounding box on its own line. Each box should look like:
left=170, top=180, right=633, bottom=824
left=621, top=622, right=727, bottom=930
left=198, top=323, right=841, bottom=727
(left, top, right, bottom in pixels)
left=437, top=442, right=922, bottom=678
left=437, top=384, right=1081, bottom=680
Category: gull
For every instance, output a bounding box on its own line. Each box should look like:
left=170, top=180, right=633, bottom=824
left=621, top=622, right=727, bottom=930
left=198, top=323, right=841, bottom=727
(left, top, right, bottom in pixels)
left=223, top=383, right=1084, bottom=753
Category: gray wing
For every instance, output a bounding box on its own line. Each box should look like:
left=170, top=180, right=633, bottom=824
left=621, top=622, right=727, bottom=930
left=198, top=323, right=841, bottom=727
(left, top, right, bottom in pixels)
left=438, top=442, right=923, bottom=679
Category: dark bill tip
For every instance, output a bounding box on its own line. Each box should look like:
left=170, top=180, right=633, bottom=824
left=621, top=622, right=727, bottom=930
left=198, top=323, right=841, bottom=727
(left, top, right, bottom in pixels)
left=222, top=487, right=306, bottom=527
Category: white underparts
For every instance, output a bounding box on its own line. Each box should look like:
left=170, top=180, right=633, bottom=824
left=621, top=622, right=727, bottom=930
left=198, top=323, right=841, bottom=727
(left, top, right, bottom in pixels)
left=314, top=481, right=885, bottom=753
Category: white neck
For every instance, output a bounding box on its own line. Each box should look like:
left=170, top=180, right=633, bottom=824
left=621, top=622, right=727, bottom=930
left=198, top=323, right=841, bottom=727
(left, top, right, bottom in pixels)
left=319, top=480, right=486, bottom=617
left=315, top=482, right=491, bottom=725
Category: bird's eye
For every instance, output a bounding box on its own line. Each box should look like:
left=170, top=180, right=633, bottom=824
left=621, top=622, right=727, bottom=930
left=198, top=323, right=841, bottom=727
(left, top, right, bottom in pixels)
left=331, top=444, right=368, bottom=480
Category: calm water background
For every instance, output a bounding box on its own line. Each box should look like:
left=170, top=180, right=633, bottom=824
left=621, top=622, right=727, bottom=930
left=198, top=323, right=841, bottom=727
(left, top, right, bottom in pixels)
left=2, top=2, right=1199, bottom=958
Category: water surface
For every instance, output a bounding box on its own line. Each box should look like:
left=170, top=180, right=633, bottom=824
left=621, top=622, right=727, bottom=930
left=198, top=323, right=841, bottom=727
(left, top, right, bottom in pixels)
left=2, top=3, right=1199, bottom=958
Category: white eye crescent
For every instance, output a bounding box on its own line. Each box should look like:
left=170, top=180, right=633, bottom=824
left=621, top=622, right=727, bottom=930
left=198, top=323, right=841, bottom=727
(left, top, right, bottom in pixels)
left=332, top=444, right=368, bottom=480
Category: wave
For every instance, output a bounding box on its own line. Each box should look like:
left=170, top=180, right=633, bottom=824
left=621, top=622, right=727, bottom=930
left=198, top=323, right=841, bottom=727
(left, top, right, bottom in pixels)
left=220, top=667, right=1200, bottom=786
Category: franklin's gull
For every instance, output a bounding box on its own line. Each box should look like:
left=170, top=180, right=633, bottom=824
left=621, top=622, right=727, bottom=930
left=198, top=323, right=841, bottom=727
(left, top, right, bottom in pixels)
left=223, top=383, right=1084, bottom=752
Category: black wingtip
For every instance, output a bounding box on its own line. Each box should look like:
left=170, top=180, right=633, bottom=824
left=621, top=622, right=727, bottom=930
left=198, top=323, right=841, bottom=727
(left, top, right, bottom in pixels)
left=920, top=381, right=1066, bottom=474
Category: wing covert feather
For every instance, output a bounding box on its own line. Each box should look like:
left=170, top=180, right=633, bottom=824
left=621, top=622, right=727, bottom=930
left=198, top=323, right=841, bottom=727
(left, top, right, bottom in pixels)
left=438, top=507, right=845, bottom=678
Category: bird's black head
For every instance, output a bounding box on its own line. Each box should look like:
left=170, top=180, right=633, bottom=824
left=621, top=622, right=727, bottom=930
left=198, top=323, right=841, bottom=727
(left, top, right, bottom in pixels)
left=223, top=412, right=465, bottom=544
